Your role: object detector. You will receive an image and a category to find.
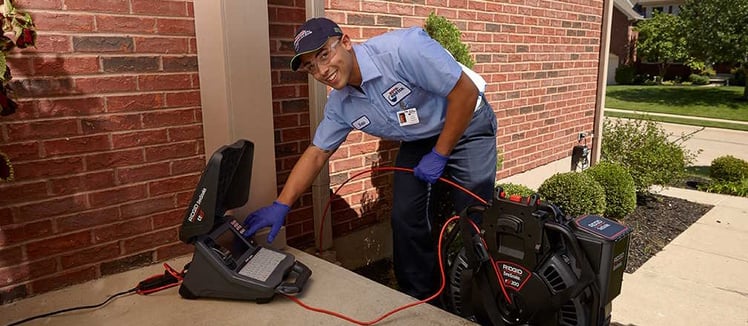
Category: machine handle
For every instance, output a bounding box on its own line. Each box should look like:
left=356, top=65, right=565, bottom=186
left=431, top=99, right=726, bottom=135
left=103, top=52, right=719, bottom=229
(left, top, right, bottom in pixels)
left=276, top=261, right=312, bottom=295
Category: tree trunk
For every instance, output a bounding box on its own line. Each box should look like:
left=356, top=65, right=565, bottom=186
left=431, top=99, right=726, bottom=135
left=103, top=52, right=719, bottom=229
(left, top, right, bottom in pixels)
left=658, top=63, right=667, bottom=84
left=743, top=66, right=748, bottom=101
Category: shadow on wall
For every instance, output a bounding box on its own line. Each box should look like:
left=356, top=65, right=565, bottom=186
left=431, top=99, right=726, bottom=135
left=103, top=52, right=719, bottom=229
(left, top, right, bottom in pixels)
left=10, top=56, right=76, bottom=100
left=326, top=139, right=397, bottom=266
left=0, top=55, right=79, bottom=303
left=332, top=139, right=396, bottom=231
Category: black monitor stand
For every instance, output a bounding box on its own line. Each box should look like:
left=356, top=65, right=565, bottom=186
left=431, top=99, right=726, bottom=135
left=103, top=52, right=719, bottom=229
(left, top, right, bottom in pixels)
left=178, top=139, right=310, bottom=303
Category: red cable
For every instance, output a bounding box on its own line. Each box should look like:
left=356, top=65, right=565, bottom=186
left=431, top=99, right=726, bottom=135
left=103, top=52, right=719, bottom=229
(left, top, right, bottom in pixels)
left=284, top=215, right=460, bottom=325
left=286, top=166, right=513, bottom=324
left=316, top=166, right=487, bottom=253
left=135, top=263, right=186, bottom=295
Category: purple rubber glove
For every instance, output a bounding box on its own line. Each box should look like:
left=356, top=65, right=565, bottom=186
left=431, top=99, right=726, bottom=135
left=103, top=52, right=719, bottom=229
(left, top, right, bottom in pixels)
left=242, top=201, right=290, bottom=243
left=413, top=147, right=449, bottom=184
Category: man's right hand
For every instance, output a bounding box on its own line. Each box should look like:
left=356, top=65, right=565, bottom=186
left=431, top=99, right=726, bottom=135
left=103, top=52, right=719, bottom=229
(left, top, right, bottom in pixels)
left=242, top=201, right=290, bottom=243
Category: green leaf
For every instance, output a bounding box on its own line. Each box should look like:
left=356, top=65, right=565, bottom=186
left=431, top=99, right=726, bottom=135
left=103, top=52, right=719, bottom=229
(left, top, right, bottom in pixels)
left=0, top=53, right=6, bottom=81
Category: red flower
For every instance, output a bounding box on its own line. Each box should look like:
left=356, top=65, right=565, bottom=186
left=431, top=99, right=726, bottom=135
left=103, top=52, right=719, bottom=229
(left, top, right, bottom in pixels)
left=15, top=28, right=35, bottom=48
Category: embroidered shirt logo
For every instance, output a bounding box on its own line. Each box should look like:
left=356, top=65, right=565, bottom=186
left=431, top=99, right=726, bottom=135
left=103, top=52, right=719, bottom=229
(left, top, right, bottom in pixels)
left=294, top=30, right=313, bottom=52
left=352, top=116, right=371, bottom=130
left=382, top=82, right=411, bottom=106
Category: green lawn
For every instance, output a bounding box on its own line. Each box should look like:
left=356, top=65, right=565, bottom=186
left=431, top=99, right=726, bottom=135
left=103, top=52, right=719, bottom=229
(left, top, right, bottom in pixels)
left=605, top=85, right=748, bottom=122
left=604, top=111, right=748, bottom=132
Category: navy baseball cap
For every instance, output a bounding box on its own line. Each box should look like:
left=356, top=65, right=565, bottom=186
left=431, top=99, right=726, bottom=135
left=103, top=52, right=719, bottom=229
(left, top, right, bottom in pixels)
left=290, top=17, right=343, bottom=71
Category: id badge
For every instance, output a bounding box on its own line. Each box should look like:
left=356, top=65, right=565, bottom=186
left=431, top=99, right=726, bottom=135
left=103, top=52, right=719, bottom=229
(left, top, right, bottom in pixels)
left=397, top=108, right=419, bottom=127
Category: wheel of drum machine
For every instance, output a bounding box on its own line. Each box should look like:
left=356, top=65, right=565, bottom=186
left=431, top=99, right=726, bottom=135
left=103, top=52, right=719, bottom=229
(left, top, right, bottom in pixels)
left=446, top=249, right=591, bottom=326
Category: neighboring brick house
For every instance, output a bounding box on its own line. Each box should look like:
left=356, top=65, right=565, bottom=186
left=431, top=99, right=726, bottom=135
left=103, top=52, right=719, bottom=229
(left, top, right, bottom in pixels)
left=1, top=0, right=609, bottom=303
left=608, top=0, right=643, bottom=84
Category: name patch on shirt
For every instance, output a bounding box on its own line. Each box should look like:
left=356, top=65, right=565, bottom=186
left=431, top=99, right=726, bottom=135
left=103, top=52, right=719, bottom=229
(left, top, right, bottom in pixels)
left=352, top=116, right=371, bottom=130
left=382, top=82, right=411, bottom=106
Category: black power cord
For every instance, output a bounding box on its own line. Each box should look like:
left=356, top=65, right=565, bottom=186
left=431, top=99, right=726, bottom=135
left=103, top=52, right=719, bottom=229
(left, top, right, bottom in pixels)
left=7, top=263, right=185, bottom=326
left=6, top=288, right=136, bottom=326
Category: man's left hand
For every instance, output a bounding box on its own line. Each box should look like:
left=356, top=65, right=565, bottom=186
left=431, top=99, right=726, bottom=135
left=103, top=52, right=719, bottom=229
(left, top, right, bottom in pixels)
left=413, top=148, right=449, bottom=184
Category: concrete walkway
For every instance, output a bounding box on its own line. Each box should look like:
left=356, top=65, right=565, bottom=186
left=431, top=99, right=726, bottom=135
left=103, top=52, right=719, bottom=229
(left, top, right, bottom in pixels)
left=659, top=122, right=748, bottom=165
left=0, top=247, right=474, bottom=326
left=611, top=188, right=748, bottom=326
left=610, top=122, right=748, bottom=325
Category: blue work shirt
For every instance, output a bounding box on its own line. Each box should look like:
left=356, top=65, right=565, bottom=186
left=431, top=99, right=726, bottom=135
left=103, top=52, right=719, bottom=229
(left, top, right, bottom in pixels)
left=313, top=27, right=481, bottom=151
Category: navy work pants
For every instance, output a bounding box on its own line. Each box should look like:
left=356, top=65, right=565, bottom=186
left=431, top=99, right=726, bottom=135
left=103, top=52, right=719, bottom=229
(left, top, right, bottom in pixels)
left=391, top=99, right=497, bottom=299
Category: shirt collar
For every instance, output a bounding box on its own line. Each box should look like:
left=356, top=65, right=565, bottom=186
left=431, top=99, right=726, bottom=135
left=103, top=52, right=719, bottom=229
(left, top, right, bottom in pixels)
left=340, top=45, right=382, bottom=98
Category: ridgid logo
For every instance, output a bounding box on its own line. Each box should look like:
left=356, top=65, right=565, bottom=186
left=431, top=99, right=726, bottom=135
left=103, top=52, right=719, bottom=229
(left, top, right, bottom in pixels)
left=382, top=82, right=411, bottom=106
left=187, top=187, right=207, bottom=222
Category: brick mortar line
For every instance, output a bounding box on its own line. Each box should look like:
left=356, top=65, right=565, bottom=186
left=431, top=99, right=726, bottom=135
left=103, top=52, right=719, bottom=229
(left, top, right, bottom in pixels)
left=23, top=9, right=194, bottom=20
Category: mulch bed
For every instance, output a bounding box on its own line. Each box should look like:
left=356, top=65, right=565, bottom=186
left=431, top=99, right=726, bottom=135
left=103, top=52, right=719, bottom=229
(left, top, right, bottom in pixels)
left=623, top=193, right=713, bottom=273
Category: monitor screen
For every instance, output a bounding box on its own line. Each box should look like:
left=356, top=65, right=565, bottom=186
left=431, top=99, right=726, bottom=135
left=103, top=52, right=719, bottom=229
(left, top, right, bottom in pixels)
left=214, top=227, right=250, bottom=261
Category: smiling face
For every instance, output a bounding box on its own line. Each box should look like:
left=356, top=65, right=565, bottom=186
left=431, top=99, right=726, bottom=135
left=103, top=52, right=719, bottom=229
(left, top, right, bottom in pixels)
left=298, top=35, right=361, bottom=90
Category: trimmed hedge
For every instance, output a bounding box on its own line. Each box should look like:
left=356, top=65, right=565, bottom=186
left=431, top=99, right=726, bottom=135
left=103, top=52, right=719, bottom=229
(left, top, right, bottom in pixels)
left=584, top=161, right=637, bottom=219
left=615, top=65, right=636, bottom=85
left=538, top=172, right=606, bottom=218
left=495, top=183, right=536, bottom=198
left=710, top=155, right=748, bottom=182
left=424, top=13, right=475, bottom=68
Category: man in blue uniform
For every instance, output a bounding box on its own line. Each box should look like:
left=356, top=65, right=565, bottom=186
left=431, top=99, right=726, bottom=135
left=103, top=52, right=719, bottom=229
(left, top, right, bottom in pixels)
left=243, top=17, right=497, bottom=300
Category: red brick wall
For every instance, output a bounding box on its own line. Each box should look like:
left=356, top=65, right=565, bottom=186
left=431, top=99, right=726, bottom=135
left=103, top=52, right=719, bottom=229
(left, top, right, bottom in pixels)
left=611, top=7, right=637, bottom=65
left=0, top=0, right=200, bottom=303
left=269, top=1, right=603, bottom=247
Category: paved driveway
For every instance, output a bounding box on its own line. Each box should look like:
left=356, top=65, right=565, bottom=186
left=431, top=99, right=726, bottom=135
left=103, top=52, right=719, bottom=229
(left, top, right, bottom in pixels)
left=658, top=122, right=748, bottom=166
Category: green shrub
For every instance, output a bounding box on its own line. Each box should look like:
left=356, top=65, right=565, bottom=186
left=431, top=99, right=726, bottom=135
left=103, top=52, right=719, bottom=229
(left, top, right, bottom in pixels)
left=424, top=12, right=475, bottom=68
left=615, top=65, right=636, bottom=85
left=538, top=172, right=606, bottom=218
left=709, top=155, right=748, bottom=182
left=688, top=73, right=710, bottom=85
left=495, top=183, right=536, bottom=198
left=601, top=118, right=696, bottom=194
left=730, top=67, right=746, bottom=86
left=700, top=179, right=748, bottom=197
left=633, top=73, right=654, bottom=85
left=584, top=161, right=637, bottom=219
left=685, top=59, right=707, bottom=74
left=702, top=67, right=716, bottom=77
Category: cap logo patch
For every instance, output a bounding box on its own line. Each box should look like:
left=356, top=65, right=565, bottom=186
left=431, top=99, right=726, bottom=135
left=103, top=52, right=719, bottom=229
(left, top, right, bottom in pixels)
left=294, top=30, right=313, bottom=51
